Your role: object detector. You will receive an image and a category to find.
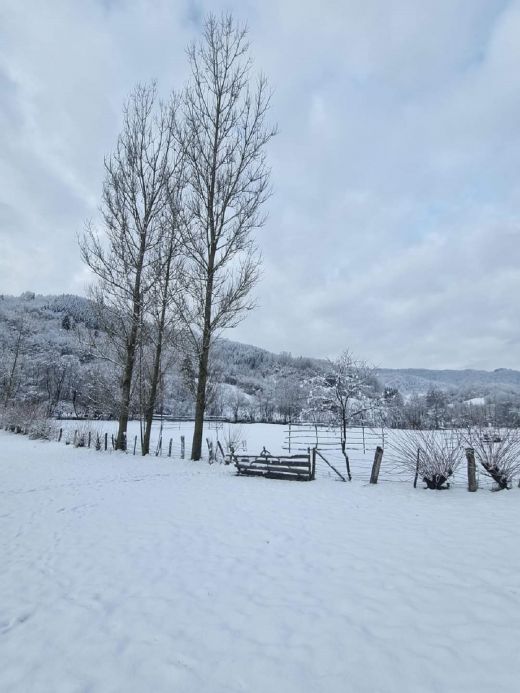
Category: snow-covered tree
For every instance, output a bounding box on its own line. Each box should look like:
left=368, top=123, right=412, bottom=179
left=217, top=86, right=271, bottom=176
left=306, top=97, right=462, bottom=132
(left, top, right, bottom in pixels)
left=302, top=350, right=381, bottom=479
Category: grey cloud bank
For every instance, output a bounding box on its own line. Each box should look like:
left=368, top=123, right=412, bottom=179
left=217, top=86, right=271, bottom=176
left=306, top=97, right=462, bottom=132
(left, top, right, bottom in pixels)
left=1, top=0, right=519, bottom=369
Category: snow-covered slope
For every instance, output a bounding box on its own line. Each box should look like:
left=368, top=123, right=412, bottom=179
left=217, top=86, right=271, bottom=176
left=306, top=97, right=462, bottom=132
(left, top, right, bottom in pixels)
left=2, top=432, right=520, bottom=693
left=1, top=292, right=520, bottom=430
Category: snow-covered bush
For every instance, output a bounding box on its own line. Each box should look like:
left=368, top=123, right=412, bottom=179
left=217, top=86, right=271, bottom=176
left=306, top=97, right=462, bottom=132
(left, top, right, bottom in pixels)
left=460, top=427, right=520, bottom=490
left=390, top=429, right=462, bottom=489
left=1, top=402, right=57, bottom=440
left=28, top=416, right=59, bottom=441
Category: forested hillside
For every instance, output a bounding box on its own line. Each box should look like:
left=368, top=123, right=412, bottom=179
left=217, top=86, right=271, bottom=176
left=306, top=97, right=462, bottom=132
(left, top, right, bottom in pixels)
left=1, top=292, right=520, bottom=427
left=0, top=293, right=324, bottom=422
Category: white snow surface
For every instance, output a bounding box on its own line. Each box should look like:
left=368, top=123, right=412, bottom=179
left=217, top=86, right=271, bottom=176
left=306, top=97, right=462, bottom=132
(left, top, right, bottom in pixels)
left=2, top=431, right=520, bottom=693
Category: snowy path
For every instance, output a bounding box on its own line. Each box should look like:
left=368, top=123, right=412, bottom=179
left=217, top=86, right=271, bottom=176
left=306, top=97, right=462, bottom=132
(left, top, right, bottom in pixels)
left=1, top=432, right=520, bottom=693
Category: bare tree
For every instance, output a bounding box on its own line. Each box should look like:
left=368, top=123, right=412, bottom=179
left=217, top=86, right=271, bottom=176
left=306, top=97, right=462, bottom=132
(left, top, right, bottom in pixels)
left=178, top=14, right=276, bottom=460
left=227, top=388, right=248, bottom=422
left=81, top=83, right=178, bottom=450
left=140, top=190, right=184, bottom=455
left=1, top=316, right=28, bottom=408
left=275, top=377, right=303, bottom=423
left=41, top=354, right=75, bottom=417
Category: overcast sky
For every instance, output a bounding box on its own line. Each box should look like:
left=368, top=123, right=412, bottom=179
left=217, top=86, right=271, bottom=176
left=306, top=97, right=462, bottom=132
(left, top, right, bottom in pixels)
left=1, top=0, right=519, bottom=369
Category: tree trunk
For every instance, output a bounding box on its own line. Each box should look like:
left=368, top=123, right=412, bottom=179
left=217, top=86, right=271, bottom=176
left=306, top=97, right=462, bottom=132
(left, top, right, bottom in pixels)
left=142, top=313, right=167, bottom=455
left=116, top=241, right=145, bottom=451
left=340, top=415, right=352, bottom=481
left=143, top=239, right=175, bottom=456
left=191, top=335, right=211, bottom=460
left=191, top=266, right=214, bottom=460
left=142, top=342, right=162, bottom=456
left=116, top=348, right=135, bottom=451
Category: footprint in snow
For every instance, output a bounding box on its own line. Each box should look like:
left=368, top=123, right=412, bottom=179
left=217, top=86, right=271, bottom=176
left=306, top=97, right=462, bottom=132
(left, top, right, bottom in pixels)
left=0, top=612, right=32, bottom=634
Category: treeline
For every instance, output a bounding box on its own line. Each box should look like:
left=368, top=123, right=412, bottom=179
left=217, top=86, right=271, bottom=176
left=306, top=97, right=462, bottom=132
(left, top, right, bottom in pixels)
left=383, top=388, right=520, bottom=429
left=2, top=292, right=519, bottom=432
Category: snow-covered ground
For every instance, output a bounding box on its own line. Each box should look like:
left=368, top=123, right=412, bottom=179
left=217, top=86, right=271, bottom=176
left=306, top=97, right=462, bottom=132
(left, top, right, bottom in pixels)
left=2, top=430, right=520, bottom=693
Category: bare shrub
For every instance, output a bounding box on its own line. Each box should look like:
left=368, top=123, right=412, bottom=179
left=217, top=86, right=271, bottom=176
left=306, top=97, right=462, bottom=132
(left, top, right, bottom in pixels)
left=1, top=402, right=58, bottom=441
left=460, top=427, right=520, bottom=490
left=64, top=424, right=104, bottom=449
left=223, top=425, right=243, bottom=454
left=390, top=429, right=462, bottom=489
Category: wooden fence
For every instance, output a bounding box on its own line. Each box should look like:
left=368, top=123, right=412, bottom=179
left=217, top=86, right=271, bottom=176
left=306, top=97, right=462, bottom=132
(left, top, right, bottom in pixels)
left=283, top=423, right=385, bottom=455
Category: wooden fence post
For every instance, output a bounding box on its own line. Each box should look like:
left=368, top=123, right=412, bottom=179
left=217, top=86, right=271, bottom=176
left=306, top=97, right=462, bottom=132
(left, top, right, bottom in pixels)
left=362, top=425, right=366, bottom=454
left=180, top=436, right=185, bottom=459
left=133, top=435, right=137, bottom=456
left=104, top=432, right=108, bottom=451
left=73, top=430, right=77, bottom=447
left=58, top=428, right=63, bottom=442
left=311, top=447, right=316, bottom=480
left=413, top=448, right=420, bottom=488
left=465, top=447, right=478, bottom=492
left=370, top=446, right=384, bottom=484
left=88, top=432, right=91, bottom=448
left=168, top=438, right=173, bottom=457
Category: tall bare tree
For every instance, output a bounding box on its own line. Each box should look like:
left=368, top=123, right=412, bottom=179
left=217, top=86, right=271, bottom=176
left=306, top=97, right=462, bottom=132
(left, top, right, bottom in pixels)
left=141, top=187, right=184, bottom=455
left=81, top=83, right=178, bottom=450
left=178, top=14, right=276, bottom=460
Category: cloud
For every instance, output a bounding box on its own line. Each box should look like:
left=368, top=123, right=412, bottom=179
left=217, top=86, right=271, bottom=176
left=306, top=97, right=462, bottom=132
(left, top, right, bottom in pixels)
left=0, top=0, right=519, bottom=368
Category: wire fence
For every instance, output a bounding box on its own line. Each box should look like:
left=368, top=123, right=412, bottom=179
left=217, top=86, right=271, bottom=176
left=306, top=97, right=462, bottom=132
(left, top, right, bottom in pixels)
left=7, top=417, right=519, bottom=489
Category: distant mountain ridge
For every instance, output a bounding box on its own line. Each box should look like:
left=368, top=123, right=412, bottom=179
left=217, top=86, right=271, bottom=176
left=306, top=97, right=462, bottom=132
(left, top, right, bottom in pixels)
left=213, top=336, right=520, bottom=396
left=376, top=367, right=520, bottom=396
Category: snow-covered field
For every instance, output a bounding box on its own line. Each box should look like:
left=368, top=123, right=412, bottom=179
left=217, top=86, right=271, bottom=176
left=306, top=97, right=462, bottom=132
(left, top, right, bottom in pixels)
left=55, top=419, right=500, bottom=487
left=2, top=430, right=520, bottom=693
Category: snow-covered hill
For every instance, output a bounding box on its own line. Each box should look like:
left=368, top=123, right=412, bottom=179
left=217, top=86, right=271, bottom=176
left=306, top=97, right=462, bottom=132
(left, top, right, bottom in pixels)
left=377, top=366, right=520, bottom=397
left=1, top=292, right=520, bottom=422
